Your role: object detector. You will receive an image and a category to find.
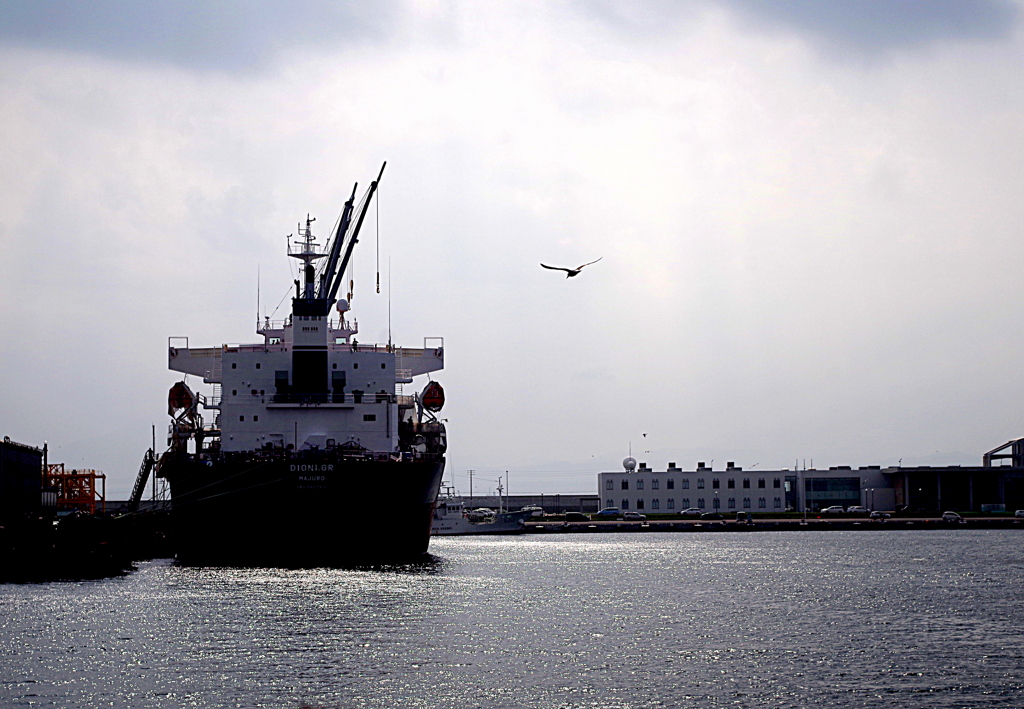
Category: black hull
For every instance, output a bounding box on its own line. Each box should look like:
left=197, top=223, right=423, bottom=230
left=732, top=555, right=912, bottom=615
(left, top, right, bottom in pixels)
left=160, top=451, right=445, bottom=566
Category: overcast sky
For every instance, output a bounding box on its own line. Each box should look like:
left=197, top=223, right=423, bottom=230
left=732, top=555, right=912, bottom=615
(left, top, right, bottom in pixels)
left=2, top=0, right=1023, bottom=498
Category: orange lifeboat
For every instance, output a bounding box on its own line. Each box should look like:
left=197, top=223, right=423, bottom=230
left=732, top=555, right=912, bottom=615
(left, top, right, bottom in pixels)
left=421, top=381, right=444, bottom=412
left=168, top=381, right=195, bottom=415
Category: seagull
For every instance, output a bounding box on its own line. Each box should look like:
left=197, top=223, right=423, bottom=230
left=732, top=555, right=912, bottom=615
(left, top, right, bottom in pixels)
left=540, top=257, right=602, bottom=278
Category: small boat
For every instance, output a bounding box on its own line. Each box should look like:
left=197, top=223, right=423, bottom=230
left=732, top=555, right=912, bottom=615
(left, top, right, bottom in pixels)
left=431, top=494, right=532, bottom=536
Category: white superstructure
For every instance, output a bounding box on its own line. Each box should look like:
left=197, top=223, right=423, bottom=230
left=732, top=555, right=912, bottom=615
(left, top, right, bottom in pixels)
left=166, top=166, right=444, bottom=456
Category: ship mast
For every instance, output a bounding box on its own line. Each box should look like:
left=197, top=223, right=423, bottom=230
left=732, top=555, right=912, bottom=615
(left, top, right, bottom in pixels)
left=289, top=215, right=327, bottom=300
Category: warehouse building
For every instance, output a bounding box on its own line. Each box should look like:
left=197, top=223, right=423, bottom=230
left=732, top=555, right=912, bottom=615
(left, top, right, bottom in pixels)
left=598, top=437, right=1024, bottom=514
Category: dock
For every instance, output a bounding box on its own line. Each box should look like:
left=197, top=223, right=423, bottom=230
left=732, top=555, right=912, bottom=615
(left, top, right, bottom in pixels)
left=525, top=516, right=1024, bottom=533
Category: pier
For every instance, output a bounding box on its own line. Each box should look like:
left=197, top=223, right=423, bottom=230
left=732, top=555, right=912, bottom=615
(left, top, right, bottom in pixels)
left=525, top=516, right=1024, bottom=533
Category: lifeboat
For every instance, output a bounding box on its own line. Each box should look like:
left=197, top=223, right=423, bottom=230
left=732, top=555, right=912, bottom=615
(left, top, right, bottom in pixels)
left=421, top=381, right=444, bottom=412
left=167, top=381, right=195, bottom=414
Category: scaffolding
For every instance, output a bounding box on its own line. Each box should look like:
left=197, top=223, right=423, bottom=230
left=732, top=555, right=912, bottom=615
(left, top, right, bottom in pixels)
left=42, top=463, right=107, bottom=515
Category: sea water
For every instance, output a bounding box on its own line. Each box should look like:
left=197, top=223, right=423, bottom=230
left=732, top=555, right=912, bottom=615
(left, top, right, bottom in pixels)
left=2, top=530, right=1023, bottom=708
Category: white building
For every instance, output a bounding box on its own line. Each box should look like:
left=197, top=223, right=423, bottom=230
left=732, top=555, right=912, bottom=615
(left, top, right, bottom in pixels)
left=597, top=459, right=896, bottom=513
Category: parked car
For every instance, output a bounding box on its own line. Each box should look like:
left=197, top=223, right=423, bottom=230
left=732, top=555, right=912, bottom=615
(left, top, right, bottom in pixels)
left=596, top=507, right=620, bottom=517
left=846, top=506, right=869, bottom=515
left=869, top=511, right=890, bottom=519
left=680, top=508, right=702, bottom=516
left=941, top=511, right=962, bottom=522
left=564, top=512, right=590, bottom=522
left=467, top=508, right=495, bottom=522
left=1015, top=510, right=1024, bottom=518
left=623, top=511, right=647, bottom=521
left=820, top=506, right=846, bottom=515
left=700, top=512, right=724, bottom=520
left=521, top=506, right=545, bottom=518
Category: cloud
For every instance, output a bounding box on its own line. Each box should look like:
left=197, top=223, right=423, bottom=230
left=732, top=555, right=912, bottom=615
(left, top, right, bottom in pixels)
left=723, top=0, right=1019, bottom=52
left=0, top=0, right=398, bottom=73
left=577, top=0, right=1019, bottom=54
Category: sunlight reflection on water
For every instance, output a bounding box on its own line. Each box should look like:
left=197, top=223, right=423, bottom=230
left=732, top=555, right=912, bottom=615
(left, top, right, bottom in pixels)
left=2, top=530, right=1024, bottom=708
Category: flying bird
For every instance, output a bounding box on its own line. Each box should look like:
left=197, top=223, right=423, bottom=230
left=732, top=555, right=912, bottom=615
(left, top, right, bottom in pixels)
left=540, top=257, right=602, bottom=278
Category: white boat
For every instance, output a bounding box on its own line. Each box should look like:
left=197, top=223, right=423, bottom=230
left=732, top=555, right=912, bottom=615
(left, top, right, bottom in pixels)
left=431, top=495, right=532, bottom=536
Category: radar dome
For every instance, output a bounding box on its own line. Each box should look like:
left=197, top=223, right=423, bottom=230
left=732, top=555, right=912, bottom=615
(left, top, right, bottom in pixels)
left=623, top=457, right=637, bottom=471
left=336, top=299, right=350, bottom=313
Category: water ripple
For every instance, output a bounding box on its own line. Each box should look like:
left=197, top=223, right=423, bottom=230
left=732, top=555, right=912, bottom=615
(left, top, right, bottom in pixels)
left=1, top=530, right=1023, bottom=707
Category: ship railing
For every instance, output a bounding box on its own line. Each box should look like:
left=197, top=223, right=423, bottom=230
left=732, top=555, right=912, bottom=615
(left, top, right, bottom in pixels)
left=271, top=391, right=397, bottom=405
left=222, top=343, right=287, bottom=353
left=340, top=343, right=406, bottom=353
left=256, top=317, right=355, bottom=333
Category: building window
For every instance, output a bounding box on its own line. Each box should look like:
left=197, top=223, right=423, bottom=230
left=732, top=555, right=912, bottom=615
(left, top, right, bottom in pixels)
left=697, top=478, right=705, bottom=489
left=363, top=414, right=376, bottom=421
left=333, top=363, right=337, bottom=369
left=239, top=416, right=245, bottom=421
left=774, top=497, right=782, bottom=508
left=251, top=389, right=258, bottom=396
left=712, top=478, right=720, bottom=489
left=652, top=499, right=660, bottom=509
left=667, top=498, right=675, bottom=509
left=637, top=499, right=644, bottom=509
left=353, top=363, right=359, bottom=369
left=381, top=363, right=386, bottom=369
left=667, top=479, right=675, bottom=489
left=607, top=498, right=614, bottom=508
left=606, top=479, right=614, bottom=490
left=622, top=480, right=629, bottom=490
left=652, top=479, right=659, bottom=490
left=255, top=363, right=261, bottom=369
left=774, top=478, right=781, bottom=488
left=743, top=478, right=751, bottom=489
left=697, top=498, right=705, bottom=508
left=622, top=499, right=630, bottom=510
left=728, top=479, right=735, bottom=489
left=231, top=363, right=237, bottom=369
left=637, top=479, right=644, bottom=490
left=728, top=497, right=736, bottom=509
left=232, top=390, right=237, bottom=396
left=681, top=479, right=690, bottom=489
left=682, top=498, right=690, bottom=508
left=758, top=497, right=766, bottom=508
left=743, top=498, right=751, bottom=508
left=253, top=415, right=258, bottom=422
left=758, top=478, right=766, bottom=488
left=804, top=477, right=861, bottom=508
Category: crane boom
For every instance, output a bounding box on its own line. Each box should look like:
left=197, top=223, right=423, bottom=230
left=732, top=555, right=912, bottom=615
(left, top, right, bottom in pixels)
left=328, top=161, right=386, bottom=303
left=318, top=182, right=358, bottom=301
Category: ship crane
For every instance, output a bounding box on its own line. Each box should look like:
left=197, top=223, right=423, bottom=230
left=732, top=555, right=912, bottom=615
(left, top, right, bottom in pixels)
left=319, top=161, right=386, bottom=305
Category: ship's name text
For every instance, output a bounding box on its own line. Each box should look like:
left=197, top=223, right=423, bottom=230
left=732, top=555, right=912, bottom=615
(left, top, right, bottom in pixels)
left=291, top=464, right=334, bottom=472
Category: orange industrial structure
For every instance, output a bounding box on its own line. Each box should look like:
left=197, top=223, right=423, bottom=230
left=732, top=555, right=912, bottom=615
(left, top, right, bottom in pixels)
left=42, top=463, right=106, bottom=515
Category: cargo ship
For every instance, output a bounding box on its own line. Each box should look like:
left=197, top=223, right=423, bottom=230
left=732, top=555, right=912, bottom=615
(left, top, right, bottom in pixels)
left=157, top=164, right=448, bottom=565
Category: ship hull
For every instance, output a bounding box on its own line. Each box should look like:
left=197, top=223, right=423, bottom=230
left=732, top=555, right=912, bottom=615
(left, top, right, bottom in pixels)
left=160, top=451, right=445, bottom=566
